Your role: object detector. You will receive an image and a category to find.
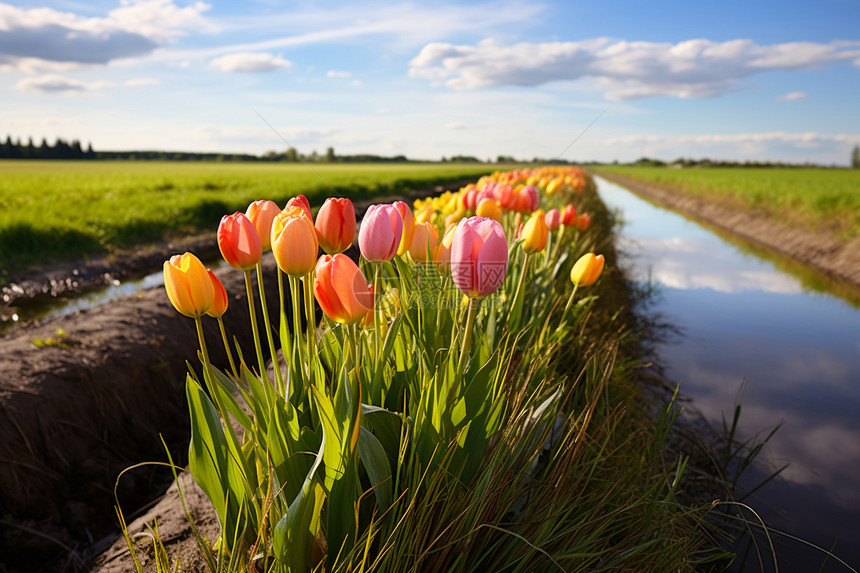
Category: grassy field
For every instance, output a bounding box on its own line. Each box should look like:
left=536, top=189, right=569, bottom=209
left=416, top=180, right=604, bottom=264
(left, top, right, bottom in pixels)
left=594, top=165, right=860, bottom=240
left=0, top=161, right=494, bottom=272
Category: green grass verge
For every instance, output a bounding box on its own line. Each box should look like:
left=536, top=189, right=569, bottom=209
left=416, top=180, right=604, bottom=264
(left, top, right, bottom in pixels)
left=0, top=161, right=494, bottom=272
left=593, top=165, right=860, bottom=240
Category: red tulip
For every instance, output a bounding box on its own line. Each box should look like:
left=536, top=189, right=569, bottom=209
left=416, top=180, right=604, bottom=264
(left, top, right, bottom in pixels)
left=206, top=269, right=228, bottom=318
left=575, top=213, right=591, bottom=231
left=315, top=197, right=355, bottom=254
left=561, top=205, right=577, bottom=226
left=218, top=212, right=262, bottom=270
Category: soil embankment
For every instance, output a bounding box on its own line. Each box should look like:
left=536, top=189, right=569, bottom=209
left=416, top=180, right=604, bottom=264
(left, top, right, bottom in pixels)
left=594, top=171, right=860, bottom=289
left=0, top=181, right=471, bottom=572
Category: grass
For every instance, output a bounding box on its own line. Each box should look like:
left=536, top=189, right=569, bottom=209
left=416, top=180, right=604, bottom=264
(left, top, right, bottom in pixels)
left=0, top=160, right=494, bottom=272
left=593, top=165, right=860, bottom=240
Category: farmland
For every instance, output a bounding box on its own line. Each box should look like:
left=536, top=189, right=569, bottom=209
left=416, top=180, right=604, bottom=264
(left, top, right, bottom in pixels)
left=594, top=165, right=860, bottom=240
left=0, top=161, right=495, bottom=272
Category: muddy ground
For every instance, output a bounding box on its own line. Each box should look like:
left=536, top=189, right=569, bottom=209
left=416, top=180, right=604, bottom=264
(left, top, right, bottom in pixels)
left=0, top=182, right=466, bottom=572
left=594, top=171, right=860, bottom=290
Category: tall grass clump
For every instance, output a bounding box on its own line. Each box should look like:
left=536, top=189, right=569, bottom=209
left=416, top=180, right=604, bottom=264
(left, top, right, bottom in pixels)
left=124, top=166, right=726, bottom=571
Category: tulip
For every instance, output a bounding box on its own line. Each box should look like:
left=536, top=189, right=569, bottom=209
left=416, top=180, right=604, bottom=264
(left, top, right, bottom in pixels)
left=393, top=201, right=415, bottom=256
left=408, top=221, right=439, bottom=263
left=521, top=209, right=548, bottom=254
left=545, top=208, right=562, bottom=231
left=434, top=224, right=458, bottom=274
left=415, top=204, right=435, bottom=225
left=495, top=184, right=514, bottom=209
left=517, top=185, right=539, bottom=213
left=245, top=200, right=280, bottom=251
left=314, top=254, right=373, bottom=325
left=359, top=204, right=403, bottom=263
left=271, top=206, right=319, bottom=277
left=450, top=217, right=508, bottom=298
left=475, top=198, right=501, bottom=220
left=561, top=205, right=577, bottom=226
left=163, top=252, right=214, bottom=318
left=218, top=212, right=262, bottom=270
left=286, top=194, right=312, bottom=221
left=575, top=213, right=591, bottom=231
left=570, top=253, right=604, bottom=287
left=315, top=197, right=355, bottom=254
left=206, top=269, right=228, bottom=318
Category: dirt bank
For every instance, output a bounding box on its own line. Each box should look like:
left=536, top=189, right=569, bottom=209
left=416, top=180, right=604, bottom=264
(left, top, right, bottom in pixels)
left=594, top=171, right=860, bottom=290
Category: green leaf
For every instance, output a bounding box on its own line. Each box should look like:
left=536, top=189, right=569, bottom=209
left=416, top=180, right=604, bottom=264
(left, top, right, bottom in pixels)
left=357, top=427, right=393, bottom=514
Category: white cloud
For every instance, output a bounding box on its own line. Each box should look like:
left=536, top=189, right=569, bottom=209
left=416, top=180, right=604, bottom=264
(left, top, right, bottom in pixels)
left=326, top=70, right=352, bottom=79
left=0, top=0, right=212, bottom=72
left=409, top=38, right=860, bottom=100
left=15, top=74, right=113, bottom=93
left=208, top=52, right=291, bottom=72
left=778, top=91, right=808, bottom=101
left=124, top=77, right=159, bottom=87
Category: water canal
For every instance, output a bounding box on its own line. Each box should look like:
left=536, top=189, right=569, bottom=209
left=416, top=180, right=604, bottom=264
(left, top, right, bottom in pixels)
left=596, top=175, right=860, bottom=571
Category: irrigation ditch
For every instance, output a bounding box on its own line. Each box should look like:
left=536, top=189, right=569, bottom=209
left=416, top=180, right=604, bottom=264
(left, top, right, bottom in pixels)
left=0, top=175, right=748, bottom=572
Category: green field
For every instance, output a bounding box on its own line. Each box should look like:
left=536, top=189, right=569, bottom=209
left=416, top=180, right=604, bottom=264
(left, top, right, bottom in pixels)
left=0, top=161, right=494, bottom=272
left=594, top=165, right=860, bottom=240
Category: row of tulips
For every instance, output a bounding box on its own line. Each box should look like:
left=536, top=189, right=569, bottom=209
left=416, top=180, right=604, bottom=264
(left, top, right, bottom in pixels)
left=158, top=166, right=606, bottom=572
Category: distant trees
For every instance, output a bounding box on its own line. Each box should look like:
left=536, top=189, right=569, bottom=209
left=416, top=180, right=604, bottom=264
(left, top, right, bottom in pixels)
left=852, top=145, right=860, bottom=168
left=0, top=136, right=96, bottom=159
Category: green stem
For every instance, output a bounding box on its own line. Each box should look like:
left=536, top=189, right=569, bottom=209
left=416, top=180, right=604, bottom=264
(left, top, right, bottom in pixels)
left=244, top=270, right=268, bottom=385
left=256, top=262, right=283, bottom=394
left=194, top=316, right=221, bottom=416
left=562, top=283, right=580, bottom=316
left=304, top=273, right=316, bottom=382
left=456, top=297, right=480, bottom=378
left=512, top=252, right=531, bottom=314
left=372, top=263, right=381, bottom=373
left=217, top=316, right=238, bottom=379
left=289, top=275, right=305, bottom=380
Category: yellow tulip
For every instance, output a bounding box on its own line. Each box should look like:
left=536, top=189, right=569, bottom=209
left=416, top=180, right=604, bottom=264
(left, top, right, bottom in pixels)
left=570, top=253, right=605, bottom=287
left=476, top=198, right=502, bottom=220
left=163, top=252, right=214, bottom=318
left=521, top=209, right=548, bottom=254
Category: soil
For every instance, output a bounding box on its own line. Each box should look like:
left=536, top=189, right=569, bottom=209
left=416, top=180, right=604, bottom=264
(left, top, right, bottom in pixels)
left=0, top=181, right=470, bottom=572
left=593, top=171, right=860, bottom=289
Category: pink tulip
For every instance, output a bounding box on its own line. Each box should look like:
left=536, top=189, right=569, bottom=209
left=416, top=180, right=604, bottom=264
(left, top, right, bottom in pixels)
left=450, top=217, right=508, bottom=298
left=545, top=208, right=562, bottom=231
left=359, top=204, right=403, bottom=263
left=518, top=185, right=539, bottom=213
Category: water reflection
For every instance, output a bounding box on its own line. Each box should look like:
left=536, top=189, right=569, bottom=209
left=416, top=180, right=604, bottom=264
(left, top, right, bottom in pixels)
left=596, top=176, right=860, bottom=569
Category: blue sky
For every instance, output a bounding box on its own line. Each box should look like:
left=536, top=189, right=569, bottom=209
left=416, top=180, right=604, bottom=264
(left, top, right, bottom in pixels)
left=2, top=0, right=859, bottom=164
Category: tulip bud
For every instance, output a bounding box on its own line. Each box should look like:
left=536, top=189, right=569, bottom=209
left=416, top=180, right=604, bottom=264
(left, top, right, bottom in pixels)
left=575, top=213, right=591, bottom=231
left=451, top=217, right=508, bottom=298
left=562, top=204, right=577, bottom=226
left=315, top=197, right=355, bottom=254
left=313, top=254, right=373, bottom=325
left=272, top=207, right=319, bottom=277
left=218, top=212, right=262, bottom=270
left=245, top=200, right=280, bottom=251
left=434, top=224, right=458, bottom=274
left=545, top=208, right=562, bottom=231
left=286, top=195, right=312, bottom=221
left=517, top=185, right=539, bottom=213
left=359, top=204, right=403, bottom=263
left=206, top=269, right=228, bottom=318
left=164, top=252, right=214, bottom=318
left=408, top=221, right=439, bottom=263
left=521, top=209, right=548, bottom=254
left=476, top=198, right=502, bottom=220
left=570, top=253, right=604, bottom=287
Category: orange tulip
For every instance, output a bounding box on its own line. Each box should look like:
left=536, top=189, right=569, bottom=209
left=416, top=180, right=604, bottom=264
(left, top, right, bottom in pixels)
left=315, top=197, right=355, bottom=254
left=163, top=252, right=214, bottom=318
left=408, top=221, right=439, bottom=263
left=218, top=212, right=262, bottom=270
left=206, top=269, right=228, bottom=318
left=570, top=253, right=604, bottom=287
left=575, top=213, right=591, bottom=231
left=313, top=254, right=373, bottom=325
left=561, top=204, right=577, bottom=226
left=521, top=209, right=548, bottom=254
left=271, top=207, right=319, bottom=277
left=245, top=200, right=280, bottom=251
